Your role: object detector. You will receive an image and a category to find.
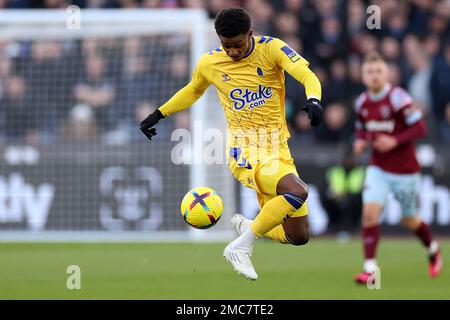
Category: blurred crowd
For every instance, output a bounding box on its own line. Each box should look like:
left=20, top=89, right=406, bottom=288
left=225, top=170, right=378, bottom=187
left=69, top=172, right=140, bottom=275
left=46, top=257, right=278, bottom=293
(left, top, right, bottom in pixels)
left=0, top=35, right=191, bottom=144
left=0, top=0, right=449, bottom=145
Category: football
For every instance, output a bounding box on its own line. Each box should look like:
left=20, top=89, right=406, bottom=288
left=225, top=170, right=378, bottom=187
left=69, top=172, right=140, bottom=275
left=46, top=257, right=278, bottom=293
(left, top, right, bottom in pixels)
left=180, top=187, right=223, bottom=229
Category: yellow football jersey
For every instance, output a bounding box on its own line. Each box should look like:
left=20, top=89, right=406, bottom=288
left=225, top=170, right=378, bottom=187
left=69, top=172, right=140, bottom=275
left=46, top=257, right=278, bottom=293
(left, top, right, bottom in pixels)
left=159, top=35, right=321, bottom=146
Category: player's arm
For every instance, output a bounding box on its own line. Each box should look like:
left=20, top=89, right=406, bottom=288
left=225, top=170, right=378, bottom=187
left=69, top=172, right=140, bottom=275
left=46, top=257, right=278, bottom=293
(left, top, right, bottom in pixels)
left=269, top=38, right=322, bottom=126
left=393, top=106, right=427, bottom=144
left=373, top=88, right=427, bottom=153
left=353, top=116, right=369, bottom=156
left=140, top=56, right=211, bottom=140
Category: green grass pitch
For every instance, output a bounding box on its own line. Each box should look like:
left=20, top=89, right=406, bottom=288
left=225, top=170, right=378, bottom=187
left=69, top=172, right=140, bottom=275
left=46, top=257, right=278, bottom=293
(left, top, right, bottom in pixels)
left=0, top=238, right=449, bottom=299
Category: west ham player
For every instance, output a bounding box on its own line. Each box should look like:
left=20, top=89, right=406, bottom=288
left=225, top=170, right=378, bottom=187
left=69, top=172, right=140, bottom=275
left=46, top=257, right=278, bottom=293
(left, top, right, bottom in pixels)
left=353, top=52, right=442, bottom=283
left=139, top=7, right=323, bottom=280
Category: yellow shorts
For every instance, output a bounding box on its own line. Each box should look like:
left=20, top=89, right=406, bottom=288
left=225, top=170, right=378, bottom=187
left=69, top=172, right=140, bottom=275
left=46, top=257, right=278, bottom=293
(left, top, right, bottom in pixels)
left=228, top=141, right=308, bottom=217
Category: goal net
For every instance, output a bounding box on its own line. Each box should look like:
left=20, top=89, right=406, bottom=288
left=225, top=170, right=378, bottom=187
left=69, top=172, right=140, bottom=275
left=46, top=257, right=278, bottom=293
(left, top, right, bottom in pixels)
left=0, top=9, right=236, bottom=241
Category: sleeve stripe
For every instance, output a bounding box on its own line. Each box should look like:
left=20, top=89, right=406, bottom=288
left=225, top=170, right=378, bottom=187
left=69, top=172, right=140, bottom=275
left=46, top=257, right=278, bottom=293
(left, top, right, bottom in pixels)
left=390, top=87, right=413, bottom=111
left=354, top=93, right=366, bottom=112
left=258, top=36, right=273, bottom=44
left=405, top=110, right=422, bottom=126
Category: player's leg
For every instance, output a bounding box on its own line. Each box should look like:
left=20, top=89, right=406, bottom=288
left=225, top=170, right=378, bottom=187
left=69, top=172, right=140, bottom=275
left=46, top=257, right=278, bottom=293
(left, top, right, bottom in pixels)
left=231, top=142, right=310, bottom=245
left=393, top=174, right=443, bottom=278
left=279, top=216, right=309, bottom=245
left=362, top=203, right=383, bottom=263
left=259, top=144, right=310, bottom=244
left=231, top=192, right=286, bottom=240
left=232, top=172, right=310, bottom=245
left=263, top=215, right=309, bottom=245
left=354, top=203, right=384, bottom=284
left=266, top=173, right=310, bottom=245
left=354, top=166, right=389, bottom=284
left=249, top=163, right=308, bottom=241
left=223, top=153, right=277, bottom=280
left=402, top=216, right=442, bottom=278
left=228, top=166, right=307, bottom=246
left=232, top=215, right=308, bottom=245
left=224, top=159, right=306, bottom=280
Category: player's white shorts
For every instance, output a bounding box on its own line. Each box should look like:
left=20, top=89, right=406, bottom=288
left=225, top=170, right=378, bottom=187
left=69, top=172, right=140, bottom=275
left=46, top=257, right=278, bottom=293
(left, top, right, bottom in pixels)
left=363, top=165, right=420, bottom=217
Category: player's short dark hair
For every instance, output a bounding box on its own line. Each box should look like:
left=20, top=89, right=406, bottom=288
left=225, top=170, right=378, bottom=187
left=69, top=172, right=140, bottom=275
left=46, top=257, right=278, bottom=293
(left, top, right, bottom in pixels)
left=214, top=7, right=251, bottom=38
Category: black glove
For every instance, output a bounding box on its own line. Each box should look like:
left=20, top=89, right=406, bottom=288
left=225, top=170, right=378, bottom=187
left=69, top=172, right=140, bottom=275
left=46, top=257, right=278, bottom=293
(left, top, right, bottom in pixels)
left=140, top=109, right=165, bottom=140
left=302, top=98, right=323, bottom=127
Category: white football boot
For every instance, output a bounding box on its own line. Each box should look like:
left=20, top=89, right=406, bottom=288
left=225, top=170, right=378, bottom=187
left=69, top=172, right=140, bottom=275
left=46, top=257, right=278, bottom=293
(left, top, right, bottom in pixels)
left=223, top=242, right=258, bottom=280
left=224, top=215, right=258, bottom=280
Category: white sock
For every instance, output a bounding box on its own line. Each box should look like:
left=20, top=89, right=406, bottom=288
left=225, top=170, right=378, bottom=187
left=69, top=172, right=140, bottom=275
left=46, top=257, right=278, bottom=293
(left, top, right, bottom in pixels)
left=364, top=259, right=377, bottom=273
left=239, top=218, right=253, bottom=234
left=429, top=241, right=439, bottom=255
left=230, top=227, right=256, bottom=249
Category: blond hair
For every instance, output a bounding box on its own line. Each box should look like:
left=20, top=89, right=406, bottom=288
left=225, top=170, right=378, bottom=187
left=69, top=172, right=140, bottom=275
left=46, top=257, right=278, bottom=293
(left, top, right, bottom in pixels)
left=363, top=51, right=386, bottom=65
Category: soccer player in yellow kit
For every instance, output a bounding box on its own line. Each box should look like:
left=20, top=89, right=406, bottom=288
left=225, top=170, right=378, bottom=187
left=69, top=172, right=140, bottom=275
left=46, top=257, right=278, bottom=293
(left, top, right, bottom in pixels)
left=140, top=7, right=322, bottom=280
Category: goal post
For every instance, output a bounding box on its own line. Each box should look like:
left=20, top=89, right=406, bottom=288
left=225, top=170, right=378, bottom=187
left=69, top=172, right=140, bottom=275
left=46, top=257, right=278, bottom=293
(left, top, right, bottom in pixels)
left=0, top=9, right=236, bottom=241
